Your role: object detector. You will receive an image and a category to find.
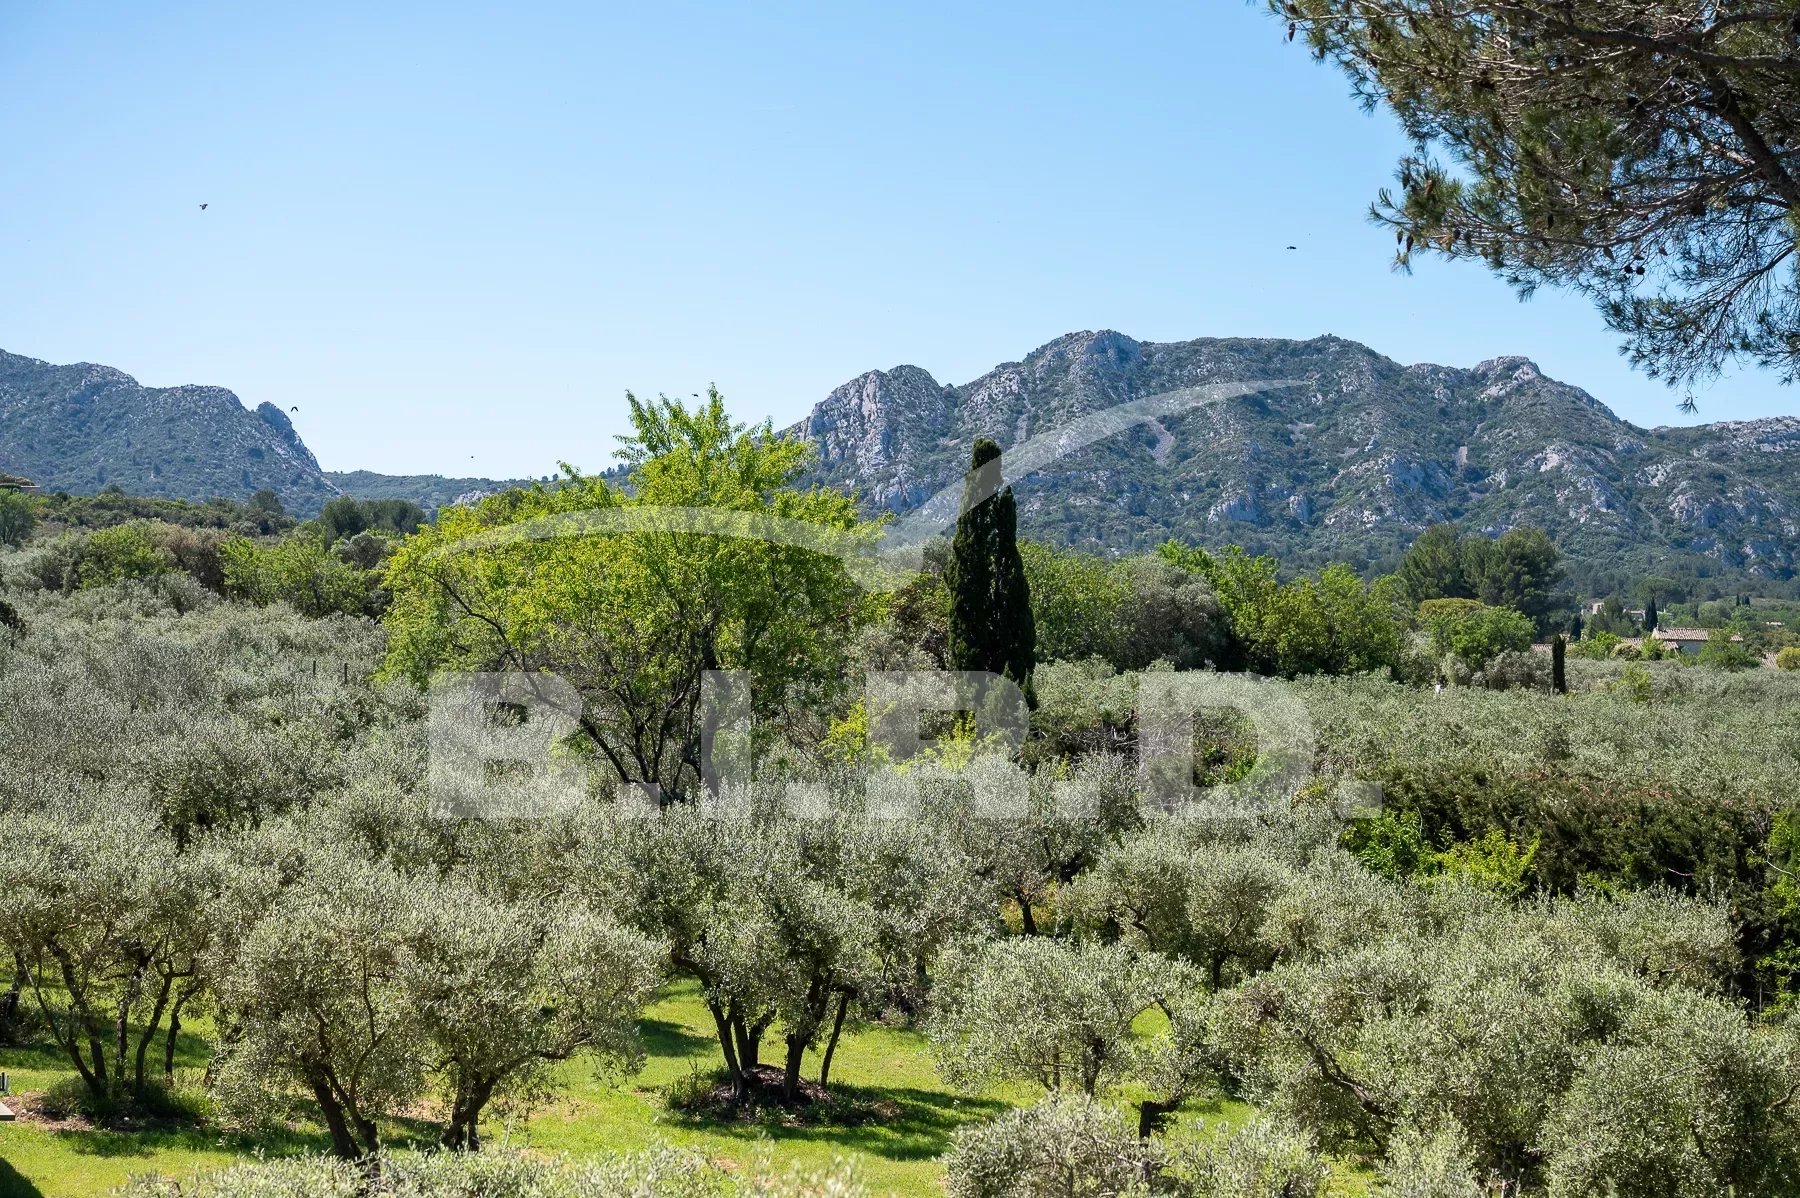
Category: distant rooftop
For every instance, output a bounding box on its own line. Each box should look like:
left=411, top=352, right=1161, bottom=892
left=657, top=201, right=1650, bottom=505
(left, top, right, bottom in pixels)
left=1652, top=627, right=1737, bottom=642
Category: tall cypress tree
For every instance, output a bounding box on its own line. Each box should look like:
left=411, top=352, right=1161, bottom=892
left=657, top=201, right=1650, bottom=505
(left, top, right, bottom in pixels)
left=1644, top=596, right=1659, bottom=633
left=1552, top=635, right=1567, bottom=695
left=947, top=438, right=1036, bottom=701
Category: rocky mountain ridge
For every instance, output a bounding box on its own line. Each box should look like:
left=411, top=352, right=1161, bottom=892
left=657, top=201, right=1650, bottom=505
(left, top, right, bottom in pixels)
left=0, top=349, right=519, bottom=512
left=789, top=331, right=1800, bottom=580
left=4, top=336, right=1795, bottom=583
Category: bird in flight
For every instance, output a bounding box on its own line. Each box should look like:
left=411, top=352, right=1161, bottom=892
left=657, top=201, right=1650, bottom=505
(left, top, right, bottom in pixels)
left=199, top=203, right=208, bottom=210
left=1286, top=245, right=1297, bottom=251
left=289, top=405, right=299, bottom=413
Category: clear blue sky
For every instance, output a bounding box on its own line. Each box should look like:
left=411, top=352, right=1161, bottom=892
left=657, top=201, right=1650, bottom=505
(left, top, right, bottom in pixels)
left=3, top=1, right=1793, bottom=479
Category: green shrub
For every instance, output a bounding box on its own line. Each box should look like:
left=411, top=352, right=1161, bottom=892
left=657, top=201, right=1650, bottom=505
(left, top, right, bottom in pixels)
left=1568, top=630, right=1622, bottom=660
left=1342, top=809, right=1432, bottom=881
left=1778, top=647, right=1800, bottom=671
left=76, top=520, right=175, bottom=588
left=0, top=490, right=37, bottom=547
left=1698, top=631, right=1760, bottom=672
left=1425, top=602, right=1535, bottom=671
left=1432, top=829, right=1539, bottom=898
left=222, top=533, right=375, bottom=617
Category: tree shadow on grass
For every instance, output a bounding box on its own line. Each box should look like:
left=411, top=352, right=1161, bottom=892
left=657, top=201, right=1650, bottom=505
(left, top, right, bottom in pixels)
left=0, top=1038, right=71, bottom=1075
left=638, top=1017, right=713, bottom=1061
left=58, top=1122, right=330, bottom=1161
left=0, top=1157, right=47, bottom=1198
left=667, top=1082, right=1010, bottom=1164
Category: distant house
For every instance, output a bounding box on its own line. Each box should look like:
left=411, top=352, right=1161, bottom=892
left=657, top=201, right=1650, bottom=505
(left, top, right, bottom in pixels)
left=1650, top=627, right=1738, bottom=655
left=0, top=473, right=38, bottom=493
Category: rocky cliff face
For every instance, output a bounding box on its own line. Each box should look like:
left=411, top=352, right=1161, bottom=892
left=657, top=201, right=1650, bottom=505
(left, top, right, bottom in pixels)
left=0, top=349, right=338, bottom=511
left=790, top=330, right=1800, bottom=579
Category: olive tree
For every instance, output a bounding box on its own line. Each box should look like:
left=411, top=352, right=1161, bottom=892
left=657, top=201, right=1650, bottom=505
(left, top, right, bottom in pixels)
left=1068, top=827, right=1295, bottom=990
left=943, top=1097, right=1329, bottom=1198
left=208, top=818, right=662, bottom=1157
left=404, top=883, right=664, bottom=1151
left=121, top=1145, right=819, bottom=1198
left=942, top=1094, right=1151, bottom=1198
left=207, top=849, right=433, bottom=1159
left=937, top=755, right=1141, bottom=936
left=1539, top=987, right=1800, bottom=1197
left=593, top=790, right=987, bottom=1104
left=926, top=936, right=1178, bottom=1097
left=0, top=793, right=207, bottom=1103
left=1219, top=880, right=1797, bottom=1192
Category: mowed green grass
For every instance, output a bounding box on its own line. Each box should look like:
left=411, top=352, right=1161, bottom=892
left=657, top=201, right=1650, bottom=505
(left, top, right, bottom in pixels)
left=0, top=981, right=1269, bottom=1198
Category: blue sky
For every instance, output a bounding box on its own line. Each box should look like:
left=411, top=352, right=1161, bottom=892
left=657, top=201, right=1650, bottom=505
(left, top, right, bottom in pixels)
left=3, top=0, right=1793, bottom=479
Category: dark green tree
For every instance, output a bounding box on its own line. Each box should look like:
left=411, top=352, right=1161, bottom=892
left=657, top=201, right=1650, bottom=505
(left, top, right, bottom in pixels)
left=1590, top=596, right=1638, bottom=638
left=1472, top=528, right=1564, bottom=626
left=948, top=438, right=1036, bottom=699
left=248, top=488, right=286, bottom=516
left=1644, top=596, right=1660, bottom=633
left=1395, top=522, right=1473, bottom=604
left=1569, top=611, right=1584, bottom=642
left=1276, top=2, right=1800, bottom=392
left=318, top=496, right=371, bottom=542
left=1398, top=523, right=1563, bottom=628
left=1552, top=634, right=1567, bottom=695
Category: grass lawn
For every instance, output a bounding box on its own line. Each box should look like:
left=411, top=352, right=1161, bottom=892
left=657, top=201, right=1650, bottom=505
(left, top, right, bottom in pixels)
left=0, top=980, right=1279, bottom=1198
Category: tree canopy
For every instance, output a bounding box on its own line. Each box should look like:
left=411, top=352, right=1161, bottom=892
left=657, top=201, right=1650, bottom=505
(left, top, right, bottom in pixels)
left=1276, top=1, right=1800, bottom=390
left=381, top=390, right=879, bottom=801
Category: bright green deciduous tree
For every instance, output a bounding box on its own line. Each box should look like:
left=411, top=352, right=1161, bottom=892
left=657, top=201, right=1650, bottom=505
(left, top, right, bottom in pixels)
left=382, top=390, right=878, bottom=801
left=1159, top=542, right=1408, bottom=678
left=0, top=491, right=37, bottom=548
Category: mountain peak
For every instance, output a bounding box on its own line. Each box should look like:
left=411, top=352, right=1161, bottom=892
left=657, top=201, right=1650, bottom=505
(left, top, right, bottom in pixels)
left=1474, top=354, right=1544, bottom=379
left=0, top=349, right=337, bottom=507
left=794, top=330, right=1800, bottom=579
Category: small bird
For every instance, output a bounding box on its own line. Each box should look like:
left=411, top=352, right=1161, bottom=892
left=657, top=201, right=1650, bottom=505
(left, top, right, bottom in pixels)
left=199, top=203, right=208, bottom=210
left=1286, top=245, right=1298, bottom=251
left=289, top=405, right=299, bottom=413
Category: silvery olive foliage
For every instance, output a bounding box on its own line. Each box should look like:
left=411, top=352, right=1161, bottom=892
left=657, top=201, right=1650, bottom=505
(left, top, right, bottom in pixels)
left=1373, top=1125, right=1487, bottom=1198
left=926, top=936, right=1181, bottom=1097
left=206, top=798, right=663, bottom=1157
left=1161, top=1116, right=1330, bottom=1198
left=120, top=1146, right=850, bottom=1198
left=1065, top=826, right=1298, bottom=991
left=0, top=585, right=391, bottom=1105
left=0, top=792, right=210, bottom=1099
left=941, top=1094, right=1152, bottom=1198
left=942, top=1099, right=1331, bottom=1198
left=9, top=541, right=1800, bottom=1196
left=584, top=779, right=992, bottom=1102
left=1215, top=879, right=1796, bottom=1193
